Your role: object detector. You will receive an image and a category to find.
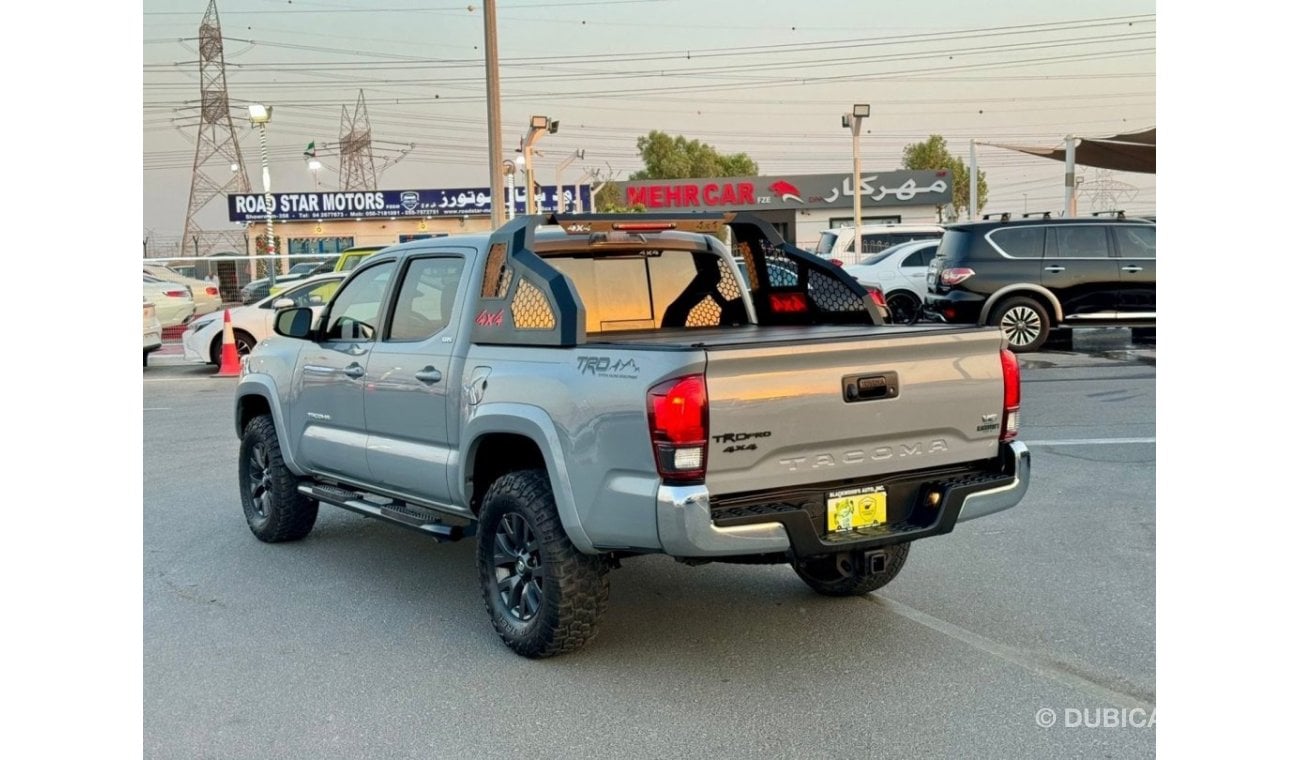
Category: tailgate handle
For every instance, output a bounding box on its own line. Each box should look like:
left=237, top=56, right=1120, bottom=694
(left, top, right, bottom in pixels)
left=843, top=372, right=899, bottom=402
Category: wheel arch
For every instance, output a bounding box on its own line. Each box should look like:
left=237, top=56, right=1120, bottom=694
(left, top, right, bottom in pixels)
left=458, top=405, right=593, bottom=553
left=234, top=380, right=309, bottom=476
left=978, top=284, right=1062, bottom=326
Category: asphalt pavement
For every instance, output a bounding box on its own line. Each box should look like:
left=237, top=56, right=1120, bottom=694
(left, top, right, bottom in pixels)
left=143, top=327, right=1155, bottom=759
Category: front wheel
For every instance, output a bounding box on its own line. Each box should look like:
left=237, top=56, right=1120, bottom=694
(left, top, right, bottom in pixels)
left=238, top=415, right=318, bottom=542
left=990, top=296, right=1051, bottom=353
left=210, top=330, right=259, bottom=365
left=792, top=543, right=910, bottom=597
left=476, top=470, right=609, bottom=658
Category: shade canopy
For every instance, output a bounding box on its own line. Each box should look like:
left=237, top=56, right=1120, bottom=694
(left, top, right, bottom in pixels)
left=982, top=128, right=1156, bottom=174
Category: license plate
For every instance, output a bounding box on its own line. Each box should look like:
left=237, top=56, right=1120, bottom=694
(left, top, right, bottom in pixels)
left=826, top=485, right=887, bottom=533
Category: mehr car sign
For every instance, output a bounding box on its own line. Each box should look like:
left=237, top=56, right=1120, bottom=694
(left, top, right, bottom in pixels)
left=227, top=185, right=593, bottom=222
left=617, top=171, right=953, bottom=212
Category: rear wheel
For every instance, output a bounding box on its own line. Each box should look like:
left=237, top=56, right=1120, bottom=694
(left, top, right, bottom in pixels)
left=792, top=544, right=910, bottom=597
left=476, top=470, right=609, bottom=658
left=885, top=291, right=921, bottom=325
left=990, top=297, right=1050, bottom=353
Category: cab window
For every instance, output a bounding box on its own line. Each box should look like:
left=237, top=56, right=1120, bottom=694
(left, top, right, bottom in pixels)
left=385, top=257, right=466, bottom=342
left=322, top=262, right=394, bottom=341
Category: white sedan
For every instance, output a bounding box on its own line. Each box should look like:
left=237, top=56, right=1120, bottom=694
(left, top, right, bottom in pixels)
left=143, top=298, right=163, bottom=366
left=143, top=276, right=196, bottom=328
left=144, top=264, right=223, bottom=316
left=841, top=239, right=940, bottom=324
left=181, top=273, right=345, bottom=365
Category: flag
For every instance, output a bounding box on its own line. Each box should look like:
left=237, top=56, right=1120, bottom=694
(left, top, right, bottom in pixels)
left=303, top=141, right=316, bottom=158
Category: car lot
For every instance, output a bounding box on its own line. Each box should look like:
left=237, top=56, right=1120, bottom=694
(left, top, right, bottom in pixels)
left=144, top=327, right=1154, bottom=759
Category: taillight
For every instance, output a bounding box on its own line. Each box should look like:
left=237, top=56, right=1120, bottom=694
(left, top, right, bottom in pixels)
left=769, top=292, right=809, bottom=313
left=940, top=267, right=976, bottom=286
left=1000, top=348, right=1020, bottom=441
left=205, top=286, right=219, bottom=296
left=866, top=287, right=886, bottom=309
left=647, top=374, right=708, bottom=484
left=829, top=258, right=844, bottom=268
left=163, top=289, right=187, bottom=298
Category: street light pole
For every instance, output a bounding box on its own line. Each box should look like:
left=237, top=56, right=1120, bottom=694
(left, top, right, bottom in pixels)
left=483, top=0, right=505, bottom=229
left=843, top=104, right=869, bottom=259
left=249, top=104, right=277, bottom=287
left=522, top=115, right=557, bottom=215
left=503, top=159, right=518, bottom=221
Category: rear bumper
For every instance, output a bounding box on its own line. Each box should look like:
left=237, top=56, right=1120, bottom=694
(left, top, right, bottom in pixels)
left=656, top=441, right=1030, bottom=559
left=924, top=290, right=986, bottom=323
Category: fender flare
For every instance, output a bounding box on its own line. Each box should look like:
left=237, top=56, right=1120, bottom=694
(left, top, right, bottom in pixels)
left=458, top=403, right=593, bottom=554
left=234, top=376, right=309, bottom=476
left=978, top=284, right=1063, bottom=325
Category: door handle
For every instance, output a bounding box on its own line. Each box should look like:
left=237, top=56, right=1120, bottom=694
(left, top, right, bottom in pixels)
left=415, top=366, right=443, bottom=384
left=1043, top=265, right=1065, bottom=273
left=342, top=362, right=365, bottom=379
left=1122, top=265, right=1144, bottom=272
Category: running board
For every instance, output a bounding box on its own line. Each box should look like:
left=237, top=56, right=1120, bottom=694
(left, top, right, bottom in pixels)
left=298, top=483, right=472, bottom=542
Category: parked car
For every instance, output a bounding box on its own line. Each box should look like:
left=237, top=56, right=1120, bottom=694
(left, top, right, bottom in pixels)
left=925, top=217, right=1156, bottom=352
left=735, top=256, right=891, bottom=323
left=144, top=264, right=222, bottom=316
left=240, top=262, right=323, bottom=304
left=842, top=239, right=940, bottom=324
left=268, top=246, right=383, bottom=298
left=813, top=223, right=945, bottom=267
left=183, top=273, right=346, bottom=365
left=143, top=298, right=163, bottom=366
left=143, top=275, right=196, bottom=328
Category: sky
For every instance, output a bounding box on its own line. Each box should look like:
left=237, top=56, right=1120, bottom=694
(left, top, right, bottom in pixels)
left=142, top=0, right=1157, bottom=241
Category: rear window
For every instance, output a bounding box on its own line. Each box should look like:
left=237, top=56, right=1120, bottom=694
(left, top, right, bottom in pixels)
left=815, top=232, right=837, bottom=256
left=545, top=251, right=747, bottom=334
left=934, top=230, right=971, bottom=263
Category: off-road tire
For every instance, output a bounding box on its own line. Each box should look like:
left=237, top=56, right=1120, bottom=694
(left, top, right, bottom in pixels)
left=238, top=415, right=318, bottom=542
left=990, top=296, right=1051, bottom=353
left=477, top=469, right=609, bottom=658
left=792, top=543, right=911, bottom=597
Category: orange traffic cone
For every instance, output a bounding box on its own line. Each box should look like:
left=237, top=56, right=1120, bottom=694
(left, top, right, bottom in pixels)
left=215, top=309, right=242, bottom=377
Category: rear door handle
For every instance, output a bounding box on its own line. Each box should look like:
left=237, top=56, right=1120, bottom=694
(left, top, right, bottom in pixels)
left=342, top=362, right=365, bottom=379
left=1043, top=265, right=1065, bottom=273
left=1121, top=265, right=1144, bottom=272
left=415, top=366, right=443, bottom=384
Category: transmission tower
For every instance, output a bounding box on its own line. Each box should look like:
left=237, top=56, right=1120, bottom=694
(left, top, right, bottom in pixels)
left=1078, top=169, right=1138, bottom=214
left=181, top=0, right=251, bottom=257
left=338, top=90, right=377, bottom=191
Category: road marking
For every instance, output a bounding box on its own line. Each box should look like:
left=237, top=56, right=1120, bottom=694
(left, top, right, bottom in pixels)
left=143, top=408, right=172, bottom=411
left=869, top=595, right=1155, bottom=711
left=1022, top=437, right=1155, bottom=446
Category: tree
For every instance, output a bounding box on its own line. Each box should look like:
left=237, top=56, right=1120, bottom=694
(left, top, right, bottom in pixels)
left=902, top=135, right=988, bottom=217
left=594, top=131, right=759, bottom=211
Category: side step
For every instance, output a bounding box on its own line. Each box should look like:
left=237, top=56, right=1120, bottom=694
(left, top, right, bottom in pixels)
left=298, top=483, right=472, bottom=542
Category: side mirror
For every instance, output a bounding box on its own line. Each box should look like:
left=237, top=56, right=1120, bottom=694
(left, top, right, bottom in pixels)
left=274, top=307, right=315, bottom=339
left=272, top=298, right=294, bottom=310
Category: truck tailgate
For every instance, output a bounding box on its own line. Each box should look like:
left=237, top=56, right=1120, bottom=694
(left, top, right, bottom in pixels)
left=703, top=327, right=1007, bottom=496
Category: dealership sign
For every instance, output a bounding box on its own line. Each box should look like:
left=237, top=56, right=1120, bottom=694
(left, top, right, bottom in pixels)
left=228, top=186, right=593, bottom=222
left=618, top=171, right=952, bottom=211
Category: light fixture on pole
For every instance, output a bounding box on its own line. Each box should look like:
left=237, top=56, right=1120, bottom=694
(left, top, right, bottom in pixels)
left=842, top=104, right=870, bottom=253
left=522, top=115, right=557, bottom=215
left=308, top=158, right=322, bottom=190
left=248, top=103, right=279, bottom=286
left=503, top=157, right=524, bottom=221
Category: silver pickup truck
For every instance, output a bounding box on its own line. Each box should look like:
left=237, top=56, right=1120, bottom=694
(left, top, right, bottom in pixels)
left=235, top=213, right=1030, bottom=658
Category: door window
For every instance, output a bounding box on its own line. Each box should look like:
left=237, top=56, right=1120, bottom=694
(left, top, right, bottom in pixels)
left=1050, top=225, right=1110, bottom=259
left=386, top=257, right=466, bottom=341
left=901, top=244, right=938, bottom=268
left=322, top=262, right=395, bottom=341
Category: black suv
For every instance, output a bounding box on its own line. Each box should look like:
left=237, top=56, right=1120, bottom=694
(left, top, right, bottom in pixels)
left=924, top=217, right=1155, bottom=352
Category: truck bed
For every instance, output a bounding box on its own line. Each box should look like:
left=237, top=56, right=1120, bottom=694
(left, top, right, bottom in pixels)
left=585, top=323, right=989, bottom=350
